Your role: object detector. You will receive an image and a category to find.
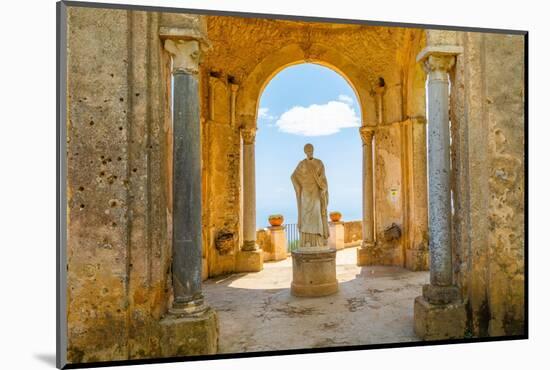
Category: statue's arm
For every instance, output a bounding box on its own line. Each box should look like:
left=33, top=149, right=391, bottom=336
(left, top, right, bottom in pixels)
left=318, top=161, right=329, bottom=205
left=291, top=166, right=302, bottom=228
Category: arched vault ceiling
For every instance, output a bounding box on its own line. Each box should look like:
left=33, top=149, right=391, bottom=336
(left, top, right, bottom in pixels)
left=203, top=16, right=410, bottom=87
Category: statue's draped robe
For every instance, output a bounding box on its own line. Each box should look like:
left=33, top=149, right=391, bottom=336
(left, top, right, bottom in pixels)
left=291, top=158, right=330, bottom=247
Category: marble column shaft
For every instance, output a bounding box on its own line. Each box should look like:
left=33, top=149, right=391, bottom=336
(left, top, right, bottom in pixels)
left=360, top=127, right=375, bottom=248
left=165, top=39, right=205, bottom=312
left=425, top=54, right=455, bottom=287
left=241, top=128, right=257, bottom=251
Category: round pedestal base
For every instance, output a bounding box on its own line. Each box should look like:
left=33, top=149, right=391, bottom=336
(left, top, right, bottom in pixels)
left=291, top=248, right=338, bottom=297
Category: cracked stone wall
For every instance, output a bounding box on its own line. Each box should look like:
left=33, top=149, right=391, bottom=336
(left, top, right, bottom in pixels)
left=451, top=32, right=525, bottom=337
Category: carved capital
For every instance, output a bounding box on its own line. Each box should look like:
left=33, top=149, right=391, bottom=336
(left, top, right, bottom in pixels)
left=423, top=54, right=456, bottom=74
left=359, top=126, right=375, bottom=145
left=164, top=39, right=200, bottom=74
left=241, top=127, right=256, bottom=145
left=416, top=45, right=463, bottom=80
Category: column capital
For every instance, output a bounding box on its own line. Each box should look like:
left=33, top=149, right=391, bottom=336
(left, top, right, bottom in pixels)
left=241, top=127, right=256, bottom=145
left=164, top=39, right=200, bottom=75
left=417, top=45, right=463, bottom=75
left=359, top=126, right=375, bottom=145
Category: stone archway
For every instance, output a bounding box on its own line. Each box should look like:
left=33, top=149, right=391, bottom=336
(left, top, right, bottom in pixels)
left=235, top=43, right=379, bottom=268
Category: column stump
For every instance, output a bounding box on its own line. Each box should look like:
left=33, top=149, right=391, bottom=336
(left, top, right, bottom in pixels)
left=291, top=248, right=338, bottom=297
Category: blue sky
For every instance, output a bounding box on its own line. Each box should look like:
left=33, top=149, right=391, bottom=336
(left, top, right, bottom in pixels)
left=255, top=63, right=362, bottom=227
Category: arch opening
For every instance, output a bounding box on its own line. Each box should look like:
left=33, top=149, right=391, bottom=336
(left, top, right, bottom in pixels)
left=254, top=63, right=364, bottom=252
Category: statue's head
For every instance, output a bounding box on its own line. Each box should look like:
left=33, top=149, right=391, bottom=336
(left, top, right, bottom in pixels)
left=304, top=143, right=314, bottom=159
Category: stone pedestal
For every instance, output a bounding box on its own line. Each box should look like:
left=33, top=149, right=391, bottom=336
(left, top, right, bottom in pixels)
left=236, top=249, right=263, bottom=272
left=414, top=295, right=466, bottom=340
left=328, top=222, right=345, bottom=250
left=291, top=248, right=338, bottom=297
left=159, top=308, right=218, bottom=357
left=269, top=226, right=288, bottom=261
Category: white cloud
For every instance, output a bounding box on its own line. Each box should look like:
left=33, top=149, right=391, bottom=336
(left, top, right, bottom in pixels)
left=258, top=107, right=275, bottom=121
left=338, top=94, right=354, bottom=105
left=275, top=100, right=360, bottom=136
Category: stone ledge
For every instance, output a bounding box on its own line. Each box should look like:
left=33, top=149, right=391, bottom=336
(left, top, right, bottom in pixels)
left=159, top=308, right=218, bottom=357
left=414, top=296, right=466, bottom=341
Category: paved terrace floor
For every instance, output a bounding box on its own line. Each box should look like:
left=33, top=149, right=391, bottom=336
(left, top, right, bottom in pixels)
left=203, top=246, right=429, bottom=354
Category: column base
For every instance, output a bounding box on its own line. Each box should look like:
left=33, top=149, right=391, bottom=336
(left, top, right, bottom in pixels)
left=159, top=307, right=218, bottom=357
left=169, top=294, right=209, bottom=318
left=236, top=249, right=263, bottom=272
left=291, top=248, right=338, bottom=297
left=241, top=240, right=258, bottom=252
left=356, top=241, right=375, bottom=266
left=414, top=287, right=466, bottom=340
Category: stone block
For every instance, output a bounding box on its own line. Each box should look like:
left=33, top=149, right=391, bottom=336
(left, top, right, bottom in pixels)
left=328, top=222, right=345, bottom=250
left=159, top=308, right=218, bottom=357
left=414, top=296, right=466, bottom=340
left=291, top=248, right=338, bottom=297
left=235, top=249, right=263, bottom=272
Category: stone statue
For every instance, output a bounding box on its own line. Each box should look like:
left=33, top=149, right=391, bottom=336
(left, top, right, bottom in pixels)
left=291, top=143, right=330, bottom=248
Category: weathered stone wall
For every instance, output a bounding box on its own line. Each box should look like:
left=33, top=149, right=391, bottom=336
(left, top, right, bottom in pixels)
left=343, top=221, right=362, bottom=246
left=374, top=123, right=405, bottom=265
left=450, top=32, right=525, bottom=337
left=202, top=75, right=242, bottom=277
left=66, top=6, right=175, bottom=363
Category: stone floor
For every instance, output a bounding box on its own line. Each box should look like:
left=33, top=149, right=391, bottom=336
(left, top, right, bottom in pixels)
left=203, top=246, right=429, bottom=354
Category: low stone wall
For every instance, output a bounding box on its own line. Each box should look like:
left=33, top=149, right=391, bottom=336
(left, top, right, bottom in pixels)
left=257, top=221, right=362, bottom=253
left=343, top=221, right=362, bottom=247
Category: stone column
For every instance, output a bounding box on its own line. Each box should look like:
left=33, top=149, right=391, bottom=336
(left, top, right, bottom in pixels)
left=357, top=126, right=376, bottom=266
left=164, top=39, right=206, bottom=316
left=236, top=126, right=263, bottom=272
left=241, top=127, right=257, bottom=251
left=414, top=45, right=466, bottom=340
